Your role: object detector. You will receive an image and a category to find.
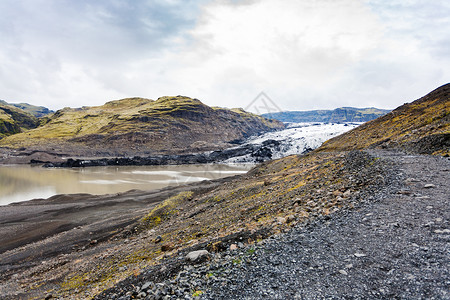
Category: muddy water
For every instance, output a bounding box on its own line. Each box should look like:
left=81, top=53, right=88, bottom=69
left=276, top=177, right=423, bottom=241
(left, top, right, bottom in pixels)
left=0, top=164, right=252, bottom=206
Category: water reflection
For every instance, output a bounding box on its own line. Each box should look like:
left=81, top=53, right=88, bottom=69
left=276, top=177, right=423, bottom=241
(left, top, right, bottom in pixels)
left=0, top=164, right=252, bottom=206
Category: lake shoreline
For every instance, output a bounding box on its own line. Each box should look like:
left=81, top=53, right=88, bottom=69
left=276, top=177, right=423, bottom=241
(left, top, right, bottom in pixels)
left=0, top=139, right=279, bottom=167
left=0, top=174, right=237, bottom=269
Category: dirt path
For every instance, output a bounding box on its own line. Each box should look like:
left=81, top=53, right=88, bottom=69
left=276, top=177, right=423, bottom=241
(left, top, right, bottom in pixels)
left=201, top=150, right=449, bottom=299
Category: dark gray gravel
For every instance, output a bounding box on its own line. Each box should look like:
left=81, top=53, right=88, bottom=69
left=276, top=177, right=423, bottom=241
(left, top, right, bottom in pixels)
left=96, top=150, right=449, bottom=300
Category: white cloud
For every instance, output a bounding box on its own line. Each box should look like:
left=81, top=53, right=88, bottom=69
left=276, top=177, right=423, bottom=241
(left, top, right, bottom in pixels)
left=0, top=0, right=448, bottom=112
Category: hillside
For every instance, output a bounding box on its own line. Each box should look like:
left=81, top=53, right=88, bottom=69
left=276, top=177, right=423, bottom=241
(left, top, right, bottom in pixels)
left=0, top=102, right=39, bottom=139
left=319, top=83, right=450, bottom=155
left=263, top=107, right=390, bottom=123
left=0, top=100, right=53, bottom=118
left=0, top=96, right=284, bottom=156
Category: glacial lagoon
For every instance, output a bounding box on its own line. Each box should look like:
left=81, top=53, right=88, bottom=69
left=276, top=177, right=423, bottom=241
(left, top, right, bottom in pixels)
left=0, top=164, right=252, bottom=206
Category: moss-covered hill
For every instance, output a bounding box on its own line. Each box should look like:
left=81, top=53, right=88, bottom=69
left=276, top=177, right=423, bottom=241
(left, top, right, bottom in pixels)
left=0, top=100, right=53, bottom=118
left=0, top=102, right=39, bottom=139
left=318, top=83, right=450, bottom=155
left=0, top=96, right=284, bottom=155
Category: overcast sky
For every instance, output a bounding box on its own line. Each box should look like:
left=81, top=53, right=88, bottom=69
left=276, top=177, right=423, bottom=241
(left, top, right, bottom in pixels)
left=0, top=0, right=449, bottom=113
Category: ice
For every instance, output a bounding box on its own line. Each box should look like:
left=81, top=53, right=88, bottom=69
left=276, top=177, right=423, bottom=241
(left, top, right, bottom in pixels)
left=225, top=122, right=360, bottom=163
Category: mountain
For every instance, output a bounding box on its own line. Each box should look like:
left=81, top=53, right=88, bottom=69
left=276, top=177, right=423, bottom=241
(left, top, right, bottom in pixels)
left=0, top=96, right=284, bottom=155
left=319, top=83, right=450, bottom=155
left=0, top=102, right=39, bottom=139
left=262, top=107, right=390, bottom=123
left=0, top=100, right=53, bottom=118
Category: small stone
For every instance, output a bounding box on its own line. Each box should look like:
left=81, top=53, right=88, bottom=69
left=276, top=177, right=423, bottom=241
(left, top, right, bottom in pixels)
left=405, top=178, right=420, bottom=183
left=338, top=269, right=348, bottom=275
left=286, top=215, right=296, bottom=223
left=161, top=243, right=174, bottom=252
left=276, top=217, right=286, bottom=224
left=141, top=281, right=153, bottom=291
left=354, top=253, right=367, bottom=257
left=185, top=250, right=210, bottom=262
left=434, top=229, right=450, bottom=234
left=435, top=218, right=443, bottom=222
left=345, top=264, right=353, bottom=269
left=397, top=190, right=412, bottom=195
left=343, top=190, right=351, bottom=198
left=45, top=294, right=53, bottom=300
left=90, top=239, right=97, bottom=245
left=230, top=244, right=238, bottom=251
left=154, top=235, right=162, bottom=243
left=424, top=184, right=436, bottom=188
left=333, top=190, right=343, bottom=197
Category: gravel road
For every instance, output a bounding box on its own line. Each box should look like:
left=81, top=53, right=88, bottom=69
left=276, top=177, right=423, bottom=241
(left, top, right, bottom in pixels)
left=203, top=150, right=449, bottom=299
left=96, top=150, right=449, bottom=300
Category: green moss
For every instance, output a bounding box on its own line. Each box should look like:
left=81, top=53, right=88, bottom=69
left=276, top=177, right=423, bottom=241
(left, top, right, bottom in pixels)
left=141, top=191, right=193, bottom=228
left=192, top=290, right=204, bottom=297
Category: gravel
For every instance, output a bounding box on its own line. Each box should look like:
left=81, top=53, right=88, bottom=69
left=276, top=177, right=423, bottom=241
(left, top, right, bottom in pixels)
left=96, top=150, right=449, bottom=300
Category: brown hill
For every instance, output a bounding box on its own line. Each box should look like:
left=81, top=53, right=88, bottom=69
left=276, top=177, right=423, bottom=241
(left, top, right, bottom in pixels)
left=0, top=96, right=284, bottom=156
left=318, top=83, right=450, bottom=155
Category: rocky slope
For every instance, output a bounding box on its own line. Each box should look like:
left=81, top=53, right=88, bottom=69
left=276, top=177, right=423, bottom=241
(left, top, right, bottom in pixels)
left=0, top=102, right=39, bottom=139
left=0, top=85, right=448, bottom=299
left=263, top=107, right=390, bottom=123
left=319, top=83, right=450, bottom=155
left=0, top=96, right=283, bottom=156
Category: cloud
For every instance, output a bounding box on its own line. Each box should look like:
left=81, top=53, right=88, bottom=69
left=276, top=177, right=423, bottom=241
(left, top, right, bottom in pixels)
left=145, top=0, right=385, bottom=108
left=0, top=0, right=203, bottom=107
left=0, top=0, right=448, bottom=112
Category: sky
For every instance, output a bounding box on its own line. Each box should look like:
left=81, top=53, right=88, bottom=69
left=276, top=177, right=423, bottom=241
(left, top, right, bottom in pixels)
left=0, top=0, right=449, bottom=113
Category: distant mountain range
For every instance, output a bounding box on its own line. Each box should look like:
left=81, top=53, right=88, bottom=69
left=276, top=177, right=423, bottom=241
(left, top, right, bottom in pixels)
left=262, top=107, right=390, bottom=123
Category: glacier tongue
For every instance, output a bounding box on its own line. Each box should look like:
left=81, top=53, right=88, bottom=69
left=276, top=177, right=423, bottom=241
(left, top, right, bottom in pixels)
left=225, top=122, right=360, bottom=163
